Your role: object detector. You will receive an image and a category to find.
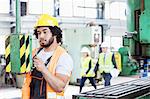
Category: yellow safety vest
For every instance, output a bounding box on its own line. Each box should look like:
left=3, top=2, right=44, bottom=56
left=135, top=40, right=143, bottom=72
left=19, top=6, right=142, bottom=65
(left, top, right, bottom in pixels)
left=114, top=52, right=122, bottom=72
left=98, top=52, right=114, bottom=73
left=81, top=57, right=95, bottom=77
left=22, top=46, right=67, bottom=99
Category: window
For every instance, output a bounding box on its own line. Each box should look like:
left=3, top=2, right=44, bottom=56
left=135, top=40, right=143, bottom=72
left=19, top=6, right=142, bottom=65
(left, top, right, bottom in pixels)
left=73, top=0, right=97, bottom=18
left=54, top=0, right=60, bottom=17
left=84, top=0, right=97, bottom=18
left=20, top=2, right=27, bottom=16
left=28, top=0, right=54, bottom=15
left=0, top=0, right=9, bottom=13
left=60, top=0, right=73, bottom=16
left=110, top=2, right=126, bottom=20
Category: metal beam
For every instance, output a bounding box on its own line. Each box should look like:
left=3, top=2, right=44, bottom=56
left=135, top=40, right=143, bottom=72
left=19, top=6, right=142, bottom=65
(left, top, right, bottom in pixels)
left=16, top=0, right=21, bottom=34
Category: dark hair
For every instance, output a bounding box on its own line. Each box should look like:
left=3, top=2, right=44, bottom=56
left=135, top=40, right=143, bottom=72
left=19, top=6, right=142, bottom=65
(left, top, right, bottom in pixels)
left=34, top=26, right=62, bottom=44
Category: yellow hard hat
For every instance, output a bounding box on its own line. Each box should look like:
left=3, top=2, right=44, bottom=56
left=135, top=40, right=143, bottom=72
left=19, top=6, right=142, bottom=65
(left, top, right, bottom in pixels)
left=34, top=14, right=58, bottom=28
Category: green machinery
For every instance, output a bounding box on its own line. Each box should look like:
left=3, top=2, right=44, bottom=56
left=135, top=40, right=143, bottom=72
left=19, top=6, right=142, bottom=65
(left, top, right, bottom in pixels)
left=119, top=0, right=150, bottom=76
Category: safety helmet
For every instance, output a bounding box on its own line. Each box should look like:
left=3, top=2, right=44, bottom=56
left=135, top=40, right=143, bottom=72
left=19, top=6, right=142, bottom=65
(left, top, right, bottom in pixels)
left=81, top=47, right=90, bottom=54
left=34, top=14, right=58, bottom=28
left=101, top=42, right=109, bottom=48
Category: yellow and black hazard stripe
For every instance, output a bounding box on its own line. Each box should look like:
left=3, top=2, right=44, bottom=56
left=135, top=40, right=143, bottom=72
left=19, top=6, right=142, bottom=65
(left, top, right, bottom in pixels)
left=5, top=36, right=11, bottom=72
left=20, top=35, right=26, bottom=73
left=5, top=34, right=32, bottom=73
left=25, top=34, right=31, bottom=72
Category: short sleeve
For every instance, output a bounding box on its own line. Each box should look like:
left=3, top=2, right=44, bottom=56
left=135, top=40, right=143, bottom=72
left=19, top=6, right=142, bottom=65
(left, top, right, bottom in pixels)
left=55, top=53, right=73, bottom=76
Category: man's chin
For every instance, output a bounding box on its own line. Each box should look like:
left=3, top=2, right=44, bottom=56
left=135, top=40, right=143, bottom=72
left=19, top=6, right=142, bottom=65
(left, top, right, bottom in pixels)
left=40, top=44, right=50, bottom=48
left=40, top=44, right=45, bottom=47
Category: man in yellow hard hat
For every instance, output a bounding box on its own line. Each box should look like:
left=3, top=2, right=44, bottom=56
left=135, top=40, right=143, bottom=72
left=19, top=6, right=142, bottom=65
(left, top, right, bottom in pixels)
left=22, top=14, right=73, bottom=99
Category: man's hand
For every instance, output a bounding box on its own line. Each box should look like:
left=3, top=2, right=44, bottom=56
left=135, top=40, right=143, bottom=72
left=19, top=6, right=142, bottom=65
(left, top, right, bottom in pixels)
left=33, top=56, right=46, bottom=72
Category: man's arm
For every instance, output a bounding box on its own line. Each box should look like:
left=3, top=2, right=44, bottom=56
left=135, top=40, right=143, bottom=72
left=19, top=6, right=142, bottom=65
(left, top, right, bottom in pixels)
left=94, top=58, right=99, bottom=73
left=86, top=60, right=91, bottom=74
left=112, top=53, right=117, bottom=68
left=41, top=68, right=69, bottom=92
left=33, top=56, right=71, bottom=92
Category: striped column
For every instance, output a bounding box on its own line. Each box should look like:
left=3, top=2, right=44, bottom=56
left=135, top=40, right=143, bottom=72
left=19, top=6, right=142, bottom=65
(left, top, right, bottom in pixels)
left=5, top=36, right=11, bottom=72
left=5, top=34, right=32, bottom=73
left=20, top=35, right=26, bottom=73
left=25, top=34, right=31, bottom=72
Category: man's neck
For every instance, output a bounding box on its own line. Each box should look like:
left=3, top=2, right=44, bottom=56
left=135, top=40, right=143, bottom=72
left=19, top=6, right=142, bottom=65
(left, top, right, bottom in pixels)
left=43, top=43, right=59, bottom=52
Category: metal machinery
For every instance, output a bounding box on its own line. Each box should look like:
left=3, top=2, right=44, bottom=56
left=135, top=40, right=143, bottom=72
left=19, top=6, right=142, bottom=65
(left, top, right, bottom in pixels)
left=73, top=77, right=150, bottom=99
left=62, top=25, right=107, bottom=84
left=119, top=0, right=150, bottom=76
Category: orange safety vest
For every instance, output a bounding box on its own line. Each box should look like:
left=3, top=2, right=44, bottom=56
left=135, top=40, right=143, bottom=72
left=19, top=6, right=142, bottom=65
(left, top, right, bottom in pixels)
left=22, top=46, right=66, bottom=99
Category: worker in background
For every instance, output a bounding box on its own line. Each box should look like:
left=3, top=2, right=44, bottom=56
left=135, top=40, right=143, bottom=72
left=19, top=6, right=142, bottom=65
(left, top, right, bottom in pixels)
left=111, top=47, right=122, bottom=72
left=22, top=14, right=73, bottom=99
left=97, top=42, right=118, bottom=86
left=80, top=47, right=97, bottom=93
left=113, top=51, right=122, bottom=72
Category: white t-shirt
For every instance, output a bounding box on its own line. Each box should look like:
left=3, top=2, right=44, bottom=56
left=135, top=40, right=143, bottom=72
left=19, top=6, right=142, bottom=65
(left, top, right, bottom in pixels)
left=37, top=49, right=73, bottom=76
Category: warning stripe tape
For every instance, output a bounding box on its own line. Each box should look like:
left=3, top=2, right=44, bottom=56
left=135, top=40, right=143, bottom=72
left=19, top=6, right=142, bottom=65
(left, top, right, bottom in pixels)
left=5, top=36, right=11, bottom=72
left=20, top=35, right=26, bottom=73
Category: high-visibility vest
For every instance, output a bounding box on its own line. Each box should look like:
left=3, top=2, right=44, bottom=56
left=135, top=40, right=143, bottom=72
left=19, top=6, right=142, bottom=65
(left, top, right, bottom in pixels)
left=80, top=57, right=95, bottom=77
left=114, top=52, right=122, bottom=72
left=98, top=52, right=114, bottom=73
left=22, top=46, right=66, bottom=99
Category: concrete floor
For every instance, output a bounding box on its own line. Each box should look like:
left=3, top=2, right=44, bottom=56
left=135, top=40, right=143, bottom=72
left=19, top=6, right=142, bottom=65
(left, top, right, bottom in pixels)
left=0, top=76, right=139, bottom=99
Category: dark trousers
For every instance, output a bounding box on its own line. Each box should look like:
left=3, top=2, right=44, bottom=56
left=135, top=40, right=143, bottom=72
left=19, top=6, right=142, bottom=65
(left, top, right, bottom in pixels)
left=79, top=77, right=97, bottom=93
left=102, top=73, right=112, bottom=86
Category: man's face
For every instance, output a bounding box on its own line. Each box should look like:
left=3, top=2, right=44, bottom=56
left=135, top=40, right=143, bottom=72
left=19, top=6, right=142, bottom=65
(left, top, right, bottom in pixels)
left=101, top=47, right=108, bottom=53
left=37, top=27, right=54, bottom=48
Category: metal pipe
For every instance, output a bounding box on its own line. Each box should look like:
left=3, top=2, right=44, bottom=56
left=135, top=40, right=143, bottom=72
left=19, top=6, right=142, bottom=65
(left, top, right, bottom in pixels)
left=54, top=0, right=56, bottom=17
left=141, top=0, right=145, bottom=12
left=16, top=0, right=21, bottom=34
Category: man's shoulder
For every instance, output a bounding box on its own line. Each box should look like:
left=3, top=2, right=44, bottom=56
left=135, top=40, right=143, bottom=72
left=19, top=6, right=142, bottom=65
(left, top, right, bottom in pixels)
left=60, top=52, right=73, bottom=60
left=58, top=52, right=73, bottom=67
